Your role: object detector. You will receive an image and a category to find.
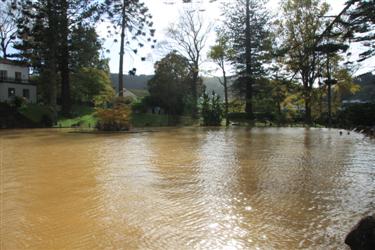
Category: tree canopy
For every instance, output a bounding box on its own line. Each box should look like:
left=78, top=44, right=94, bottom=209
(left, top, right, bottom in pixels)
left=148, top=52, right=193, bottom=115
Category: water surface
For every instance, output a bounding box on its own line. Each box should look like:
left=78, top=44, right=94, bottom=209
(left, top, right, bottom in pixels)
left=1, top=128, right=374, bottom=249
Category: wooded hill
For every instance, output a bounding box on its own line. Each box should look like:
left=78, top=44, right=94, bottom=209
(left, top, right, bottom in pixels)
left=111, top=74, right=229, bottom=98
left=111, top=72, right=374, bottom=103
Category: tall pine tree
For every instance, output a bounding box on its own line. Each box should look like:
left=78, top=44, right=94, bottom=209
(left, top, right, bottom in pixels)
left=223, top=0, right=271, bottom=119
left=103, top=0, right=155, bottom=96
left=16, top=0, right=100, bottom=115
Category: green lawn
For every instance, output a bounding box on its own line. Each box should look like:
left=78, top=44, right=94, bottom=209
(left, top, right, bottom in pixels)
left=57, top=114, right=97, bottom=128
left=57, top=105, right=96, bottom=128
left=56, top=105, right=197, bottom=128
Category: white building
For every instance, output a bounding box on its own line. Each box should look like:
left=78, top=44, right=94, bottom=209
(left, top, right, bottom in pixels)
left=0, top=59, right=37, bottom=103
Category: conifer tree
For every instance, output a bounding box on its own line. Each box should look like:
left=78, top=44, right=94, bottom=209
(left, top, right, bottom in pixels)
left=223, top=0, right=271, bottom=119
left=103, top=0, right=155, bottom=96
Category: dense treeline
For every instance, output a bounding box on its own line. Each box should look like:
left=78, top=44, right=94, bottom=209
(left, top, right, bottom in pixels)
left=0, top=0, right=373, bottom=129
left=143, top=0, right=374, bottom=127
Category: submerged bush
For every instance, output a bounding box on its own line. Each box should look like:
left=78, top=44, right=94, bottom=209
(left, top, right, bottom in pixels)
left=95, top=97, right=132, bottom=131
left=201, top=92, right=223, bottom=126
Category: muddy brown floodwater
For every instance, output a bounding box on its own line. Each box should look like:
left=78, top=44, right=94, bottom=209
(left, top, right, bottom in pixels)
left=1, top=128, right=374, bottom=249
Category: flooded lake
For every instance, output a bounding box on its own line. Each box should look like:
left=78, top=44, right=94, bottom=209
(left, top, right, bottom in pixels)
left=1, top=128, right=374, bottom=249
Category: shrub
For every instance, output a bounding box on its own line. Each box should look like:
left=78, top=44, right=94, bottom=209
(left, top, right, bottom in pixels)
left=201, top=92, right=223, bottom=126
left=95, top=97, right=132, bottom=131
left=132, top=99, right=149, bottom=113
left=11, top=96, right=27, bottom=108
left=337, top=103, right=375, bottom=127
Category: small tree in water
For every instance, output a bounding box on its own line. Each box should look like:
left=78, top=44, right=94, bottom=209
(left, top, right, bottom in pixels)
left=95, top=97, right=132, bottom=131
left=201, top=92, right=223, bottom=126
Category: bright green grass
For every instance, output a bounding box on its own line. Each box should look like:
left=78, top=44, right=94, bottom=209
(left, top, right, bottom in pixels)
left=57, top=114, right=97, bottom=128
left=56, top=106, right=197, bottom=128
left=57, top=105, right=96, bottom=128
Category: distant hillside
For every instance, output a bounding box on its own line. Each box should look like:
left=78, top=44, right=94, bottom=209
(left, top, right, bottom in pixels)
left=111, top=74, right=152, bottom=91
left=344, top=72, right=375, bottom=103
left=111, top=72, right=375, bottom=102
left=111, top=74, right=228, bottom=97
left=203, top=77, right=225, bottom=97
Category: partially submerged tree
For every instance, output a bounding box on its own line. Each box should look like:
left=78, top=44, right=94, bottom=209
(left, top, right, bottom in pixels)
left=201, top=91, right=223, bottom=126
left=167, top=8, right=212, bottom=118
left=277, top=0, right=330, bottom=124
left=148, top=52, right=192, bottom=116
left=208, top=33, right=233, bottom=126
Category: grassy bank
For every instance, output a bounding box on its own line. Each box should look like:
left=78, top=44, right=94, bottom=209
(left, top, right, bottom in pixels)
left=56, top=105, right=197, bottom=128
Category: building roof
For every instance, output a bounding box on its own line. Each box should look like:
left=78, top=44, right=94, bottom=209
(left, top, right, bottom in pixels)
left=0, top=58, right=28, bottom=67
left=122, top=88, right=138, bottom=99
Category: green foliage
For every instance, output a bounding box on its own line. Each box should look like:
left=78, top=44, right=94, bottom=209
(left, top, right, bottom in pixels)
left=209, top=33, right=233, bottom=125
left=223, top=0, right=271, bottom=77
left=70, top=25, right=103, bottom=71
left=277, top=0, right=330, bottom=123
left=208, top=34, right=234, bottom=65
left=148, top=52, right=193, bottom=115
left=71, top=67, right=115, bottom=104
left=223, top=0, right=271, bottom=114
left=16, top=0, right=101, bottom=113
left=18, top=104, right=55, bottom=127
left=167, top=8, right=210, bottom=117
left=57, top=105, right=95, bottom=128
left=96, top=97, right=132, bottom=131
left=201, top=92, right=223, bottom=126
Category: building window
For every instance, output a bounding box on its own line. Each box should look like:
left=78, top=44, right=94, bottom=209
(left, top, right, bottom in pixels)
left=15, top=72, right=22, bottom=82
left=0, top=70, right=7, bottom=81
left=23, top=89, right=30, bottom=99
left=8, top=88, right=15, bottom=97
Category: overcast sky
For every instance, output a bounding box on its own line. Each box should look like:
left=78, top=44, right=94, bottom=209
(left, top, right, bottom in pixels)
left=97, top=0, right=374, bottom=76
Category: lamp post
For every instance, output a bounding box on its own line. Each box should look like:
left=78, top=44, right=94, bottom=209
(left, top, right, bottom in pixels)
left=324, top=75, right=337, bottom=127
left=316, top=43, right=347, bottom=128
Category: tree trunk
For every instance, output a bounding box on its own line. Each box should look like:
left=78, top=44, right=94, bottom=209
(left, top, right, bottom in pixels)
left=118, top=0, right=126, bottom=97
left=60, top=0, right=71, bottom=116
left=245, top=0, right=253, bottom=119
left=45, top=0, right=58, bottom=109
left=1, top=41, right=7, bottom=59
left=189, top=61, right=199, bottom=119
left=223, top=69, right=229, bottom=127
left=191, top=68, right=199, bottom=118
left=326, top=55, right=332, bottom=128
left=305, top=91, right=312, bottom=125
